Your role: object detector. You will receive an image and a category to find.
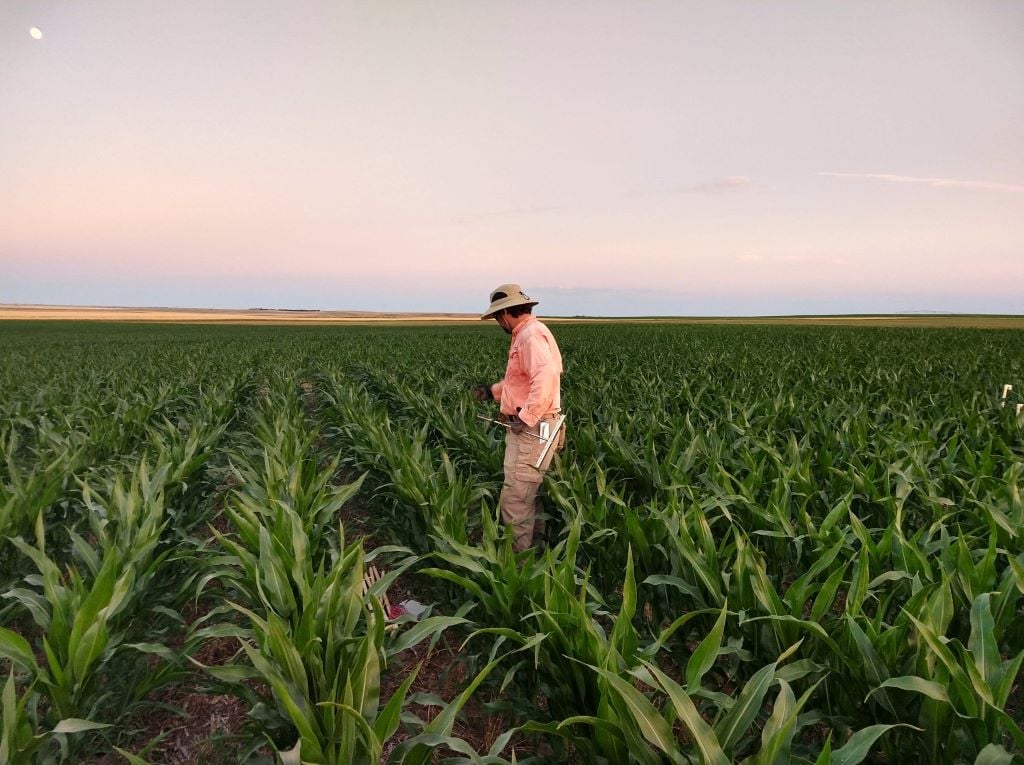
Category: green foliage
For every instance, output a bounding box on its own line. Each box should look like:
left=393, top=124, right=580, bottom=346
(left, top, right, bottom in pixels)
left=1, top=321, right=1022, bottom=763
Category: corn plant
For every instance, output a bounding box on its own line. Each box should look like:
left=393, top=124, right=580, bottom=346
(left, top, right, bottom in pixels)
left=0, top=461, right=179, bottom=745
left=198, top=520, right=462, bottom=764
left=318, top=374, right=488, bottom=547
left=862, top=592, right=1024, bottom=761
left=0, top=670, right=112, bottom=765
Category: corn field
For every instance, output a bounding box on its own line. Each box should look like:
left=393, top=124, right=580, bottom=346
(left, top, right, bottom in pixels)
left=1, top=320, right=1023, bottom=765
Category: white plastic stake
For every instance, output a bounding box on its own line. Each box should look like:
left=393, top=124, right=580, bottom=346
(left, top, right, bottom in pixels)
left=1002, top=384, right=1013, bottom=407
left=532, top=415, right=566, bottom=470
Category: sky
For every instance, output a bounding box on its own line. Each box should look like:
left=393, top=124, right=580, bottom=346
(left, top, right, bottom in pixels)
left=2, top=1, right=1023, bottom=316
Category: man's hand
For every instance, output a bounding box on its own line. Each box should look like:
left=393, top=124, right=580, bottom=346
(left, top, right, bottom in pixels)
left=472, top=384, right=493, bottom=403
left=509, top=407, right=525, bottom=434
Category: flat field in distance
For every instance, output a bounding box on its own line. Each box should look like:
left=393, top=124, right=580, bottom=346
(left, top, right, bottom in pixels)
left=2, top=303, right=1022, bottom=328
left=0, top=303, right=480, bottom=323
left=1, top=320, right=1022, bottom=764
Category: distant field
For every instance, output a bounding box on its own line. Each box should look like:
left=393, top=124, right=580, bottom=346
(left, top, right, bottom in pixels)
left=712, top=315, right=1024, bottom=328
left=2, top=304, right=1022, bottom=328
left=0, top=304, right=480, bottom=323
left=561, top=314, right=1024, bottom=328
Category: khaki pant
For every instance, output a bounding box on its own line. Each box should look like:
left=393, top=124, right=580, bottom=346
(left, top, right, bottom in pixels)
left=500, top=416, right=566, bottom=551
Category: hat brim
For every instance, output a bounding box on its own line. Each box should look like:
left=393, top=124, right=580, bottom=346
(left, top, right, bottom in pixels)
left=480, top=297, right=539, bottom=320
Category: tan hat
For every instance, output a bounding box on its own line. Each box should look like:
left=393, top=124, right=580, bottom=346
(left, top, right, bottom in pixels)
left=480, top=283, right=539, bottom=320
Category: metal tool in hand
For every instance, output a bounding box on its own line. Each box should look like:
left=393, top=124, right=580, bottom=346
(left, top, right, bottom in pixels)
left=476, top=413, right=567, bottom=470
left=475, top=414, right=546, bottom=441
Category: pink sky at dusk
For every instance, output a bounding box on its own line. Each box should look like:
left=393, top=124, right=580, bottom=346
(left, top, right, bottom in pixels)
left=2, top=1, right=1022, bottom=315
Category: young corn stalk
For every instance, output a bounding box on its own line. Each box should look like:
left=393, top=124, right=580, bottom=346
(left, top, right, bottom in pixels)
left=318, top=373, right=487, bottom=547
left=0, top=460, right=179, bottom=756
left=192, top=385, right=464, bottom=763
left=197, top=521, right=461, bottom=765
left=0, top=670, right=111, bottom=764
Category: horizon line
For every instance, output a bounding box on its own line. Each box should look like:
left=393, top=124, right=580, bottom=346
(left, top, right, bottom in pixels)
left=2, top=303, right=1023, bottom=321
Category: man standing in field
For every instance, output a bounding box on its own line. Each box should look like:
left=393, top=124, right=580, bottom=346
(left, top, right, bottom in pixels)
left=473, top=284, right=565, bottom=552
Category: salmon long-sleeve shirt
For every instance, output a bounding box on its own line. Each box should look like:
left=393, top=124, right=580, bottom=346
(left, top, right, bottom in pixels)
left=489, top=316, right=562, bottom=427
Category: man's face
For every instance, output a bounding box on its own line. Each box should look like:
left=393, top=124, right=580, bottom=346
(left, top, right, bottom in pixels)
left=495, top=311, right=513, bottom=335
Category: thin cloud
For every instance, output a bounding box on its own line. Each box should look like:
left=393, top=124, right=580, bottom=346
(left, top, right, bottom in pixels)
left=819, top=172, right=1024, bottom=193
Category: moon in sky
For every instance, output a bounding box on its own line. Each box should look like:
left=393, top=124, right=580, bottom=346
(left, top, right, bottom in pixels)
left=30, top=27, right=43, bottom=40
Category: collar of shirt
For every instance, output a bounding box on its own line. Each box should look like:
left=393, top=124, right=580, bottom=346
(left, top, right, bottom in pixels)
left=511, top=315, right=537, bottom=339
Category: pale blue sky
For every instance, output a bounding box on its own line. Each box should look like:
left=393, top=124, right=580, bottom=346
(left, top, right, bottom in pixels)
left=2, top=1, right=1022, bottom=315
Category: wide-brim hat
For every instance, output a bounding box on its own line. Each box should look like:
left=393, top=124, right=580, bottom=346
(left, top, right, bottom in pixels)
left=480, top=283, right=539, bottom=320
